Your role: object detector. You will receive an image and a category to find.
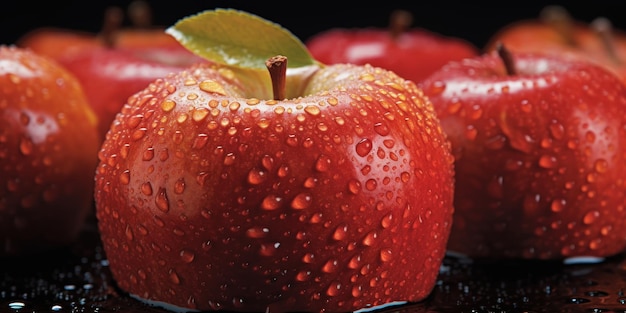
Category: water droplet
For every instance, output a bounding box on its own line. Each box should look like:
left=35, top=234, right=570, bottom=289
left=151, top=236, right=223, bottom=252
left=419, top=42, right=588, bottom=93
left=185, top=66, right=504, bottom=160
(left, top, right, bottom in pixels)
left=348, top=254, right=362, bottom=269
left=551, top=199, right=566, bottom=212
left=594, top=159, right=609, bottom=173
left=120, top=170, right=130, bottom=185
left=374, top=123, right=390, bottom=136
left=247, top=168, right=267, bottom=185
left=156, top=187, right=170, bottom=213
left=291, top=193, right=312, bottom=210
left=538, top=155, right=557, bottom=168
left=365, top=179, right=377, bottom=191
left=304, top=105, right=321, bottom=116
left=326, top=282, right=341, bottom=296
left=303, top=177, right=317, bottom=188
left=192, top=134, right=209, bottom=149
left=259, top=243, right=279, bottom=256
left=161, top=99, right=176, bottom=112
left=380, top=213, right=393, bottom=228
left=169, top=269, right=181, bottom=285
left=131, top=128, right=147, bottom=141
left=332, top=224, right=348, bottom=241
left=355, top=139, right=373, bottom=157
left=322, top=259, right=339, bottom=273
left=261, top=195, right=283, bottom=210
left=199, top=79, right=227, bottom=95
left=246, top=227, right=269, bottom=238
left=192, top=108, right=209, bottom=122
left=141, top=182, right=153, bottom=196
left=380, top=248, right=393, bottom=262
left=347, top=179, right=361, bottom=194
left=174, top=178, right=186, bottom=194
left=19, top=137, right=33, bottom=155
left=583, top=210, right=600, bottom=225
left=180, top=249, right=195, bottom=263
left=296, top=270, right=311, bottom=281
left=302, top=253, right=315, bottom=263
left=315, top=155, right=331, bottom=172
left=261, top=155, right=274, bottom=170
left=362, top=231, right=378, bottom=246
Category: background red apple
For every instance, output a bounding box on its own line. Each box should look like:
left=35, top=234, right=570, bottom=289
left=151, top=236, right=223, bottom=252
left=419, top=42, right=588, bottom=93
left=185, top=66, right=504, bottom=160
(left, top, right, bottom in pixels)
left=17, top=1, right=206, bottom=142
left=94, top=9, right=455, bottom=312
left=0, top=46, right=99, bottom=257
left=305, top=9, right=479, bottom=83
left=418, top=46, right=626, bottom=260
left=484, top=5, right=626, bottom=85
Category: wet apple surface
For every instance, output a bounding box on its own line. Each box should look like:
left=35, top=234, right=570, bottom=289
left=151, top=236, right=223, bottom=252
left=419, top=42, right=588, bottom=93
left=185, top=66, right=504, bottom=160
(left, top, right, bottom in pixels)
left=1, top=216, right=626, bottom=313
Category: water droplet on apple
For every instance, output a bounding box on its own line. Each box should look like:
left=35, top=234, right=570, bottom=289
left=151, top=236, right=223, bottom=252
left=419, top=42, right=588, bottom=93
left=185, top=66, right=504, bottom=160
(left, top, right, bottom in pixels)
left=174, top=178, right=185, bottom=194
left=374, top=123, right=390, bottom=136
left=192, top=134, right=209, bottom=149
left=362, top=230, right=378, bottom=246
left=180, top=249, right=195, bottom=263
left=365, top=179, right=377, bottom=191
left=161, top=99, right=176, bottom=112
left=355, top=138, right=373, bottom=157
left=464, top=125, right=477, bottom=141
left=594, top=159, right=609, bottom=173
left=332, top=224, right=348, bottom=241
left=199, top=79, right=227, bottom=95
left=259, top=243, right=278, bottom=256
left=326, top=282, right=342, bottom=296
left=303, top=177, right=317, bottom=188
left=126, top=114, right=143, bottom=129
left=291, top=193, right=312, bottom=210
left=380, top=213, right=393, bottom=228
left=583, top=210, right=600, bottom=225
left=347, top=179, right=361, bottom=195
left=315, top=155, right=331, bottom=172
left=295, top=270, right=311, bottom=282
left=302, top=253, right=315, bottom=263
left=247, top=168, right=267, bottom=185
left=380, top=248, right=393, bottom=262
left=168, top=269, right=181, bottom=285
left=131, top=128, right=147, bottom=141
left=118, top=169, right=130, bottom=185
left=246, top=226, right=269, bottom=238
left=261, top=194, right=283, bottom=210
left=322, top=259, right=339, bottom=273
left=125, top=224, right=134, bottom=241
left=155, top=187, right=170, bottom=213
left=140, top=181, right=153, bottom=196
left=549, top=121, right=565, bottom=140
left=551, top=198, right=566, bottom=212
left=19, top=137, right=33, bottom=155
left=539, top=155, right=557, bottom=168
left=348, top=254, right=362, bottom=269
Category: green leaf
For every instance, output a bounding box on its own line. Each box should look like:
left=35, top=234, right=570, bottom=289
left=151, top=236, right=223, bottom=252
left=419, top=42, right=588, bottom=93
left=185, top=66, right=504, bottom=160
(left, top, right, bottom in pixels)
left=166, top=8, right=316, bottom=69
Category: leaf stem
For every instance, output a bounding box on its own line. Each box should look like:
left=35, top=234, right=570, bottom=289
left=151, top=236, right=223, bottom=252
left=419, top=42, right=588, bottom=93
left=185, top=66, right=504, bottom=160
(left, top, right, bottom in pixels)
left=496, top=42, right=517, bottom=76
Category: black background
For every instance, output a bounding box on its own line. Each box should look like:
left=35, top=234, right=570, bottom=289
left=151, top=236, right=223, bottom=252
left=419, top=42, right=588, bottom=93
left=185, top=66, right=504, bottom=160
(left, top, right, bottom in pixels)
left=1, top=1, right=625, bottom=51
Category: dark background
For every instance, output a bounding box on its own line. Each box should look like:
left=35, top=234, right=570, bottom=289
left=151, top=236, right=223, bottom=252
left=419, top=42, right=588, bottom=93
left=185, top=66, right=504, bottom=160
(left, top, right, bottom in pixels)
left=1, top=1, right=625, bottom=51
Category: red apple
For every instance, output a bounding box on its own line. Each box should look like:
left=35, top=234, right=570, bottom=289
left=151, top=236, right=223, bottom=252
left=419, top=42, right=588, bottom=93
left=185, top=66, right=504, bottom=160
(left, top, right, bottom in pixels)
left=94, top=8, right=455, bottom=312
left=0, top=45, right=99, bottom=257
left=418, top=45, right=626, bottom=260
left=18, top=1, right=206, bottom=142
left=305, top=9, right=479, bottom=84
left=484, top=5, right=626, bottom=85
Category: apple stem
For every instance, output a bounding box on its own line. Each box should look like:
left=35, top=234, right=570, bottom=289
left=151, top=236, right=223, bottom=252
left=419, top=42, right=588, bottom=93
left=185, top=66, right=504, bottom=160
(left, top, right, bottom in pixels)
left=539, top=5, right=577, bottom=46
left=127, top=0, right=153, bottom=28
left=266, top=55, right=288, bottom=101
left=389, top=10, right=413, bottom=39
left=101, top=6, right=124, bottom=48
left=496, top=42, right=517, bottom=76
left=591, top=17, right=622, bottom=65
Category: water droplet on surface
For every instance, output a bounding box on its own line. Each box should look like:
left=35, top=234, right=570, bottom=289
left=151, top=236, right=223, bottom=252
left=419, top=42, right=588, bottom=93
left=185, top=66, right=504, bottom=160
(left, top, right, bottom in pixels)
left=19, top=137, right=33, bottom=155
left=180, top=249, right=195, bottom=263
left=355, top=139, right=373, bottom=157
left=261, top=195, right=283, bottom=210
left=315, top=155, right=331, bottom=172
left=169, top=269, right=181, bottom=285
left=326, top=282, right=341, bottom=296
left=347, top=179, right=361, bottom=194
left=594, top=159, right=609, bottom=173
left=156, top=188, right=170, bottom=212
left=291, top=193, right=312, bottom=210
left=538, top=155, right=557, bottom=168
left=583, top=210, right=600, bottom=225
left=332, top=224, right=348, bottom=240
left=247, top=168, right=267, bottom=185
left=246, top=227, right=269, bottom=238
left=322, top=259, right=339, bottom=273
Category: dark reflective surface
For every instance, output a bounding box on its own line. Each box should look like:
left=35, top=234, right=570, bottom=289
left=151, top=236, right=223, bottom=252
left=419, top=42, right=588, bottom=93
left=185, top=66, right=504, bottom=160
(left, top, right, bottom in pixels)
left=2, top=217, right=626, bottom=313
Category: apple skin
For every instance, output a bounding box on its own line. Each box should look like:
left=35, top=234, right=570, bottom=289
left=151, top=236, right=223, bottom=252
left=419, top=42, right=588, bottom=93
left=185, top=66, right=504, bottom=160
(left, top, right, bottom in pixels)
left=418, top=50, right=626, bottom=260
left=484, top=8, right=626, bottom=85
left=94, top=61, right=455, bottom=312
left=18, top=14, right=206, bottom=142
left=0, top=46, right=99, bottom=257
left=53, top=45, right=205, bottom=142
left=306, top=20, right=479, bottom=84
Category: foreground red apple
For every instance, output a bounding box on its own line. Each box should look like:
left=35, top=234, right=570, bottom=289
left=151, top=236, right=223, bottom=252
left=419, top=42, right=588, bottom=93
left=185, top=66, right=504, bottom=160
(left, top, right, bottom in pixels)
left=306, top=9, right=479, bottom=84
left=0, top=46, right=99, bottom=257
left=18, top=2, right=205, bottom=142
left=94, top=9, right=455, bottom=312
left=485, top=5, right=626, bottom=85
left=418, top=45, right=626, bottom=260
